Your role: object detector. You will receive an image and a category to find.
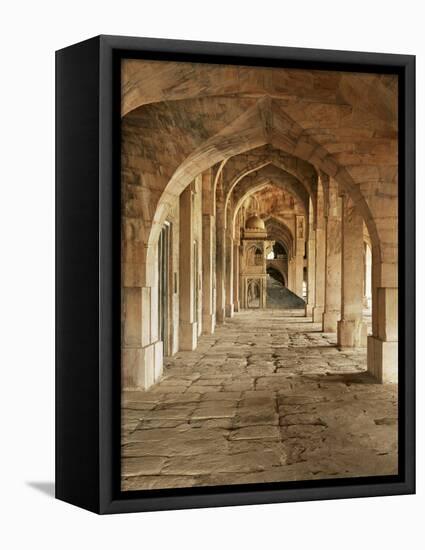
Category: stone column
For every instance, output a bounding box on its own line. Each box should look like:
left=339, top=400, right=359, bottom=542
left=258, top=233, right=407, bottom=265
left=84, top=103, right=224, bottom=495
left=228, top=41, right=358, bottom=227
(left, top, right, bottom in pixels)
left=202, top=214, right=216, bottom=334
left=215, top=193, right=226, bottom=324
left=287, top=257, right=295, bottom=293
left=122, top=284, right=155, bottom=389
left=312, top=228, right=325, bottom=323
left=337, top=196, right=367, bottom=347
left=368, top=244, right=398, bottom=383
left=261, top=274, right=267, bottom=307
left=322, top=179, right=341, bottom=332
left=202, top=170, right=216, bottom=334
left=225, top=232, right=234, bottom=317
left=306, top=208, right=316, bottom=316
left=121, top=214, right=163, bottom=390
left=312, top=175, right=326, bottom=323
left=366, top=175, right=398, bottom=383
left=368, top=286, right=398, bottom=383
left=233, top=242, right=240, bottom=312
left=294, top=215, right=305, bottom=298
left=294, top=255, right=304, bottom=297
left=179, top=185, right=197, bottom=350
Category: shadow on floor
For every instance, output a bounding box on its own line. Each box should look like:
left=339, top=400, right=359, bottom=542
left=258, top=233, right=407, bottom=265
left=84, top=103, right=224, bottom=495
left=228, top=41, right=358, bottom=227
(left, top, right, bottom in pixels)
left=26, top=481, right=55, bottom=498
left=272, top=319, right=315, bottom=324
left=298, top=343, right=338, bottom=348
left=320, top=371, right=377, bottom=384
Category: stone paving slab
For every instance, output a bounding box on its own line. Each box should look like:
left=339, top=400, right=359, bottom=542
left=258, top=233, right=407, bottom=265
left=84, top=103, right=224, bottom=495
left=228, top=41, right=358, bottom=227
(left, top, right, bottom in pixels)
left=121, top=309, right=398, bottom=491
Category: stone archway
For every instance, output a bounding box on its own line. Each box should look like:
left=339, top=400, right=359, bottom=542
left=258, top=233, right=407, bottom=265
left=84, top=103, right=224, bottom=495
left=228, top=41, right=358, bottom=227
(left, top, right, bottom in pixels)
left=118, top=59, right=400, bottom=494
left=121, top=68, right=396, bottom=388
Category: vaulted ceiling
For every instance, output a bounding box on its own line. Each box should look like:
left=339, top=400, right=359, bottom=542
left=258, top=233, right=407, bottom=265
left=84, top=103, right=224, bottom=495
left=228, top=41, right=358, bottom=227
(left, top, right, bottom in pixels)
left=121, top=59, right=398, bottom=259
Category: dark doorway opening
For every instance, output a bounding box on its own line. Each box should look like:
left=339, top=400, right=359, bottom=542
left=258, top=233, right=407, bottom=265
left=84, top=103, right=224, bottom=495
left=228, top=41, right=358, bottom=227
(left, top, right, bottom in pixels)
left=158, top=222, right=172, bottom=356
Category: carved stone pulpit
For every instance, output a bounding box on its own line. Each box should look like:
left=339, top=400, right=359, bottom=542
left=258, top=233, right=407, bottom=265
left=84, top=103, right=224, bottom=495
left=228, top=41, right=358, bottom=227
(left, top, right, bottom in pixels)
left=240, top=215, right=274, bottom=308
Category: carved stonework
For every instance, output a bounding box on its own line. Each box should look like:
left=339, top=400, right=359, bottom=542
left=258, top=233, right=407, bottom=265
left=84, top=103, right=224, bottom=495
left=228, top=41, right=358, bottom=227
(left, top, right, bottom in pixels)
left=239, top=215, right=274, bottom=309
left=247, top=278, right=261, bottom=308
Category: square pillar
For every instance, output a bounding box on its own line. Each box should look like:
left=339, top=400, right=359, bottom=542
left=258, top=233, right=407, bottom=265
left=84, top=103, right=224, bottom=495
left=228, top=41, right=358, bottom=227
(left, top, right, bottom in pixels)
left=179, top=185, right=198, bottom=350
left=312, top=226, right=325, bottom=323
left=225, top=233, right=234, bottom=318
left=121, top=285, right=156, bottom=390
left=215, top=183, right=226, bottom=324
left=202, top=213, right=216, bottom=334
left=323, top=182, right=341, bottom=332
left=306, top=226, right=316, bottom=317
left=294, top=215, right=305, bottom=298
left=367, top=335, right=398, bottom=383
left=233, top=243, right=240, bottom=312
left=287, top=258, right=295, bottom=294
left=367, top=287, right=398, bottom=383
left=215, top=224, right=226, bottom=323
left=122, top=344, right=155, bottom=390
left=313, top=174, right=326, bottom=323
left=337, top=196, right=367, bottom=347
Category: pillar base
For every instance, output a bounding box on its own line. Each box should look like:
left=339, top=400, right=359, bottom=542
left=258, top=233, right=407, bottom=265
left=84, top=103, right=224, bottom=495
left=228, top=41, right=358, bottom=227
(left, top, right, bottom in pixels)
left=216, top=307, right=225, bottom=324
left=233, top=300, right=240, bottom=313
left=322, top=311, right=340, bottom=332
left=367, top=335, right=398, bottom=383
left=153, top=341, right=163, bottom=382
left=225, top=303, right=234, bottom=318
left=179, top=321, right=198, bottom=351
left=122, top=343, right=157, bottom=390
left=337, top=319, right=367, bottom=348
left=305, top=303, right=313, bottom=317
left=312, top=306, right=324, bottom=323
left=202, top=313, right=216, bottom=335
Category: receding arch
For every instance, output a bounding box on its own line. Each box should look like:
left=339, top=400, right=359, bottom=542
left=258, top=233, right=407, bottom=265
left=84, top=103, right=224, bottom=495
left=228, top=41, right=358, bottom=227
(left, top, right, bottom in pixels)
left=265, top=217, right=296, bottom=259
left=145, top=97, right=382, bottom=284
left=223, top=148, right=318, bottom=218
left=226, top=164, right=309, bottom=225
left=230, top=178, right=307, bottom=240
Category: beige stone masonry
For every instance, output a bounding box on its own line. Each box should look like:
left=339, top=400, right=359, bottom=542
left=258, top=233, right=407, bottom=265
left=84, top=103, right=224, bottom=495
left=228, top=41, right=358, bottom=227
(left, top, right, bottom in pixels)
left=323, top=178, right=341, bottom=332
left=337, top=196, right=367, bottom=347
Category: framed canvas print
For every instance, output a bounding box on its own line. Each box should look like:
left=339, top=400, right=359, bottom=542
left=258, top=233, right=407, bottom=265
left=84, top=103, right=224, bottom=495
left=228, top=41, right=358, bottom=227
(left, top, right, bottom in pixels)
left=56, top=35, right=415, bottom=514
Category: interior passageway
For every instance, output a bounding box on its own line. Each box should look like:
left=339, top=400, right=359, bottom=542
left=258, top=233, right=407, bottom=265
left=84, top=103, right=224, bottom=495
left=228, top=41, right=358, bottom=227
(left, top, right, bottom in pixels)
left=122, top=309, right=397, bottom=490
left=120, top=60, right=399, bottom=490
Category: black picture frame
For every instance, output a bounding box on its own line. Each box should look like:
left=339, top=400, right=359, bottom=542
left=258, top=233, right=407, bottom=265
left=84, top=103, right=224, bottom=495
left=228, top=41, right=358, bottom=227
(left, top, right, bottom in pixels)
left=56, top=35, right=415, bottom=514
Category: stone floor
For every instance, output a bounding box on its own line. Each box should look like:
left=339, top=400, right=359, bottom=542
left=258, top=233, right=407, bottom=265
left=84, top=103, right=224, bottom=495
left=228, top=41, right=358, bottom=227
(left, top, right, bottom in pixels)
left=121, top=309, right=398, bottom=491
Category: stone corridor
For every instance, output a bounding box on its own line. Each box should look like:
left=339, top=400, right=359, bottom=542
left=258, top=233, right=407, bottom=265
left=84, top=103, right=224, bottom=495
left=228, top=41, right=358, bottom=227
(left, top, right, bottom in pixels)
left=121, top=309, right=397, bottom=491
